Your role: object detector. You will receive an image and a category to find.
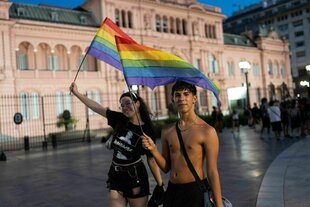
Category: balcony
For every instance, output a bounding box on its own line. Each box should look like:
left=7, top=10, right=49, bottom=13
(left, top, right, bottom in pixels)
left=16, top=69, right=101, bottom=79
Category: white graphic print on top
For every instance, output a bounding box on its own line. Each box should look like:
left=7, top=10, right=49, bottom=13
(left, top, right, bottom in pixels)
left=113, top=130, right=140, bottom=160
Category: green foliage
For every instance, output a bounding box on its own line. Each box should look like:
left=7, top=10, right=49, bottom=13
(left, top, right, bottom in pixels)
left=56, top=113, right=78, bottom=131
left=152, top=113, right=249, bottom=137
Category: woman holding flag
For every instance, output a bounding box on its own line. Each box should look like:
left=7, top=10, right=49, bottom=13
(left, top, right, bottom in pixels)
left=70, top=82, right=163, bottom=207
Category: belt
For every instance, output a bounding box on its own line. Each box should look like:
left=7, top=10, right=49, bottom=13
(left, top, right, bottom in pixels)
left=112, top=158, right=142, bottom=172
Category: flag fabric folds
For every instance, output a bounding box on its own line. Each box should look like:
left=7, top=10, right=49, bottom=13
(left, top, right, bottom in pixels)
left=115, top=36, right=220, bottom=100
left=87, top=18, right=133, bottom=71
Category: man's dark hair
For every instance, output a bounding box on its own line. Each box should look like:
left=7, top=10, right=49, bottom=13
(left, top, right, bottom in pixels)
left=171, top=81, right=197, bottom=95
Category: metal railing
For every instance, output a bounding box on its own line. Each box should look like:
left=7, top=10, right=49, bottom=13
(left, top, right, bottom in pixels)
left=0, top=93, right=110, bottom=152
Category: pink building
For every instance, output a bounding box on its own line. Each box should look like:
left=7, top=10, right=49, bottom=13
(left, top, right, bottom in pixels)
left=0, top=0, right=293, bottom=139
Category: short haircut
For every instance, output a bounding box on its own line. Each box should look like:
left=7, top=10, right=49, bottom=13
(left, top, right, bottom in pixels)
left=171, top=81, right=197, bottom=95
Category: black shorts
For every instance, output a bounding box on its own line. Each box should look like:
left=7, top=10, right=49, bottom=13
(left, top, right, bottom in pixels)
left=107, top=160, right=150, bottom=198
left=262, top=116, right=270, bottom=127
left=163, top=179, right=208, bottom=207
left=271, top=121, right=282, bottom=132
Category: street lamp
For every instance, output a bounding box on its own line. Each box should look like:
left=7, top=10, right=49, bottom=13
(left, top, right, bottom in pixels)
left=239, top=61, right=251, bottom=108
left=303, top=65, right=310, bottom=97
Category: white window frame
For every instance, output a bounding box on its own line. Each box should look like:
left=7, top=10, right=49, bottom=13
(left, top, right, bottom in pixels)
left=31, top=92, right=40, bottom=119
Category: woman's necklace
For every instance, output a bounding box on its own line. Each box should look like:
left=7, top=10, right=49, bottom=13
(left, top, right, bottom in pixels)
left=178, top=115, right=198, bottom=132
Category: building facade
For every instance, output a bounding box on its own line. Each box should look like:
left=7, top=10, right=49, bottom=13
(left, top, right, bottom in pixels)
left=224, top=0, right=310, bottom=97
left=0, top=0, right=292, bottom=137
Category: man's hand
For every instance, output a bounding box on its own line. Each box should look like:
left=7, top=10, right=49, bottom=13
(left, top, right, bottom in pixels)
left=141, top=133, right=156, bottom=152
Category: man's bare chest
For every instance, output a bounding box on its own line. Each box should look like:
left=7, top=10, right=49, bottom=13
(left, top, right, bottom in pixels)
left=168, top=131, right=203, bottom=155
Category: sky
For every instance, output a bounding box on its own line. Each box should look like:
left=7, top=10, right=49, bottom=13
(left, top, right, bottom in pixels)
left=10, top=0, right=261, bottom=17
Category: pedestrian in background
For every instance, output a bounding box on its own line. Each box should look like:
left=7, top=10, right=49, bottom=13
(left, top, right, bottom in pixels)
left=267, top=100, right=282, bottom=141
left=231, top=109, right=239, bottom=133
left=260, top=98, right=270, bottom=138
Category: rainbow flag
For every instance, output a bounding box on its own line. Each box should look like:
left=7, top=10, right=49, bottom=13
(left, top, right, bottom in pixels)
left=115, top=36, right=220, bottom=99
left=87, top=18, right=133, bottom=71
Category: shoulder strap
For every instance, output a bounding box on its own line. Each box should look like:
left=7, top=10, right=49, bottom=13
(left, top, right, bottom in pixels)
left=175, top=122, right=207, bottom=192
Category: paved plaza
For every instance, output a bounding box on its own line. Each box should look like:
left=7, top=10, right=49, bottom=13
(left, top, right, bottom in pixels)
left=0, top=126, right=309, bottom=207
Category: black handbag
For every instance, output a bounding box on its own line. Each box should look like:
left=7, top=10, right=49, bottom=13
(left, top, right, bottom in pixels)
left=175, top=122, right=232, bottom=207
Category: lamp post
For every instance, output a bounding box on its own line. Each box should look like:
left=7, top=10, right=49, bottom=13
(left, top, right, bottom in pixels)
left=303, top=65, right=310, bottom=97
left=239, top=61, right=251, bottom=108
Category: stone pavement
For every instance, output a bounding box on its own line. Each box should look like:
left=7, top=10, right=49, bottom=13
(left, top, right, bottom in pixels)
left=0, top=126, right=309, bottom=207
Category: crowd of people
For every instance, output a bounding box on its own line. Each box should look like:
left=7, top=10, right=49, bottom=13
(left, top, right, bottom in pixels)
left=242, top=97, right=310, bottom=140
left=210, top=97, right=310, bottom=141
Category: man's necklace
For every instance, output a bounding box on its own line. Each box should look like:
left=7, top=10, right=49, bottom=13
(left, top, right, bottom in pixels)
left=178, top=115, right=198, bottom=132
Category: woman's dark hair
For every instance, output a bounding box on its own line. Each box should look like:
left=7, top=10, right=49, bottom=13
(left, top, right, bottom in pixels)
left=119, top=91, right=155, bottom=135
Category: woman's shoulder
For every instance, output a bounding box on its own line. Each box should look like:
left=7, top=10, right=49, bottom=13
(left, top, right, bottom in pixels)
left=107, top=109, right=125, bottom=118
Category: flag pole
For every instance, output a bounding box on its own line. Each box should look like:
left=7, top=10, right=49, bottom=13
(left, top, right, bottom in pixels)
left=125, top=84, right=144, bottom=134
left=72, top=49, right=90, bottom=83
left=70, top=48, right=90, bottom=95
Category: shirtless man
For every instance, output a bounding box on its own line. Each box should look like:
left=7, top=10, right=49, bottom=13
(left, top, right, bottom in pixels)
left=142, top=81, right=223, bottom=207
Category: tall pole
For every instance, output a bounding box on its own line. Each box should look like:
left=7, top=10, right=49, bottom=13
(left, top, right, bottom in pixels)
left=239, top=61, right=251, bottom=109
left=307, top=65, right=310, bottom=98
left=245, top=71, right=250, bottom=108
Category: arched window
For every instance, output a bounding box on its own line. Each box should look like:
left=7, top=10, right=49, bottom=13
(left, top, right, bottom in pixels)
left=170, top=17, right=175, bottom=33
left=267, top=61, right=273, bottom=75
left=121, top=10, right=126, bottom=27
left=273, top=61, right=279, bottom=77
left=226, top=61, right=234, bottom=76
left=208, top=54, right=218, bottom=74
left=204, top=24, right=209, bottom=38
left=78, top=53, right=87, bottom=71
left=128, top=11, right=133, bottom=28
left=280, top=63, right=286, bottom=77
left=182, top=19, right=187, bottom=35
left=48, top=50, right=59, bottom=71
left=208, top=25, right=212, bottom=38
left=176, top=18, right=181, bottom=34
left=17, top=52, right=27, bottom=70
left=193, top=58, right=201, bottom=70
left=163, top=16, right=168, bottom=33
left=16, top=42, right=31, bottom=70
left=212, top=25, right=216, bottom=39
left=115, top=9, right=120, bottom=26
left=156, top=15, right=161, bottom=32
left=252, top=63, right=260, bottom=76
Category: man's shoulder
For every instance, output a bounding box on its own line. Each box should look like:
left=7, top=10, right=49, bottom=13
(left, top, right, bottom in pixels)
left=197, top=120, right=216, bottom=133
left=162, top=122, right=176, bottom=132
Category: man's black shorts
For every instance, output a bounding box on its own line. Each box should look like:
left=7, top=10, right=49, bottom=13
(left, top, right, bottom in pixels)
left=163, top=179, right=208, bottom=207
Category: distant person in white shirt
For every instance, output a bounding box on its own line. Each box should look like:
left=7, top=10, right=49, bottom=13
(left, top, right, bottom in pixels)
left=267, top=100, right=282, bottom=140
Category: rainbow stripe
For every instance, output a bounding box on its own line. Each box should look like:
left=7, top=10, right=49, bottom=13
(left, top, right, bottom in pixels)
left=87, top=18, right=133, bottom=70
left=115, top=36, right=220, bottom=99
